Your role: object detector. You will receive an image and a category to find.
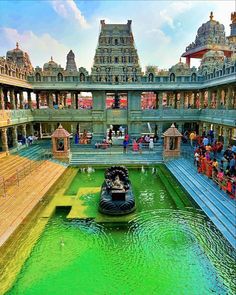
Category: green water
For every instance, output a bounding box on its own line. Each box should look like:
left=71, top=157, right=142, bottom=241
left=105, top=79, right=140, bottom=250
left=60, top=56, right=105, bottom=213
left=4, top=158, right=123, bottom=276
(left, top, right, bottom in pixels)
left=8, top=167, right=236, bottom=294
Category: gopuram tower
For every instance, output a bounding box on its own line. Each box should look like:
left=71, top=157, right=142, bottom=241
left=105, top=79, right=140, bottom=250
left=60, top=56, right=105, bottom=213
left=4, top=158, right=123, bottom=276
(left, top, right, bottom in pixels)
left=228, top=12, right=236, bottom=54
left=66, top=50, right=77, bottom=72
left=91, top=20, right=142, bottom=83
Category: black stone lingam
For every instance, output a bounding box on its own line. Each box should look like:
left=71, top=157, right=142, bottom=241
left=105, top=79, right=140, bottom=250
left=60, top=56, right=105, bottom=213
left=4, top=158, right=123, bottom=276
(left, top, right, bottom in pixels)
left=99, top=166, right=135, bottom=215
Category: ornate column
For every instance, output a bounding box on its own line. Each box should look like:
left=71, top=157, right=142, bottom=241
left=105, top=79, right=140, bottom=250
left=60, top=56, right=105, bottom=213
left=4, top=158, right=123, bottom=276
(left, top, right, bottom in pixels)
left=166, top=92, right=170, bottom=107
left=10, top=89, right=16, bottom=109
left=0, top=86, right=5, bottom=110
left=193, top=92, right=197, bottom=108
left=199, top=91, right=204, bottom=109
left=50, top=123, right=55, bottom=134
left=46, top=92, right=49, bottom=107
left=1, top=128, right=9, bottom=153
left=3, top=89, right=8, bottom=108
left=179, top=92, right=184, bottom=109
left=158, top=122, right=163, bottom=138
left=55, top=92, right=59, bottom=105
left=71, top=92, right=75, bottom=109
left=173, top=92, right=177, bottom=109
left=198, top=122, right=203, bottom=136
left=71, top=123, right=77, bottom=134
left=177, top=122, right=183, bottom=133
left=19, top=91, right=24, bottom=109
left=184, top=92, right=188, bottom=108
left=12, top=125, right=18, bottom=148
left=22, top=124, right=27, bottom=138
left=233, top=87, right=236, bottom=109
left=75, top=92, right=79, bottom=109
left=48, top=92, right=54, bottom=109
left=30, top=124, right=34, bottom=135
left=14, top=91, right=18, bottom=109
left=225, top=86, right=233, bottom=110
left=27, top=91, right=32, bottom=109
left=39, top=123, right=43, bottom=138
left=36, top=92, right=40, bottom=109
left=223, top=126, right=230, bottom=149
left=215, top=88, right=221, bottom=109
left=158, top=92, right=163, bottom=110
left=207, top=89, right=212, bottom=108
left=63, top=93, right=67, bottom=107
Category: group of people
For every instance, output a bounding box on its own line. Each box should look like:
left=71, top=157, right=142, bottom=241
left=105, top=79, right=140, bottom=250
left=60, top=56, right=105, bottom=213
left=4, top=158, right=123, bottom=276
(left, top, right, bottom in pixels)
left=95, top=137, right=112, bottom=149
left=19, top=134, right=37, bottom=147
left=74, top=129, right=91, bottom=145
left=192, top=131, right=236, bottom=199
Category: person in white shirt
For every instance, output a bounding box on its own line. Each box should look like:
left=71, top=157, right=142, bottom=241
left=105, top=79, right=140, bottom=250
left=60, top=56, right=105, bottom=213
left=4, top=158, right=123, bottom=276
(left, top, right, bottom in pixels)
left=149, top=138, right=154, bottom=150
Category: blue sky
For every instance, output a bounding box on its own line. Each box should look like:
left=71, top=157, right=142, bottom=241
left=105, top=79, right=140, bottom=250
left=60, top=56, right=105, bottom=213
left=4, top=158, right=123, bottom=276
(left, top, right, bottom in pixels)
left=0, top=0, right=235, bottom=71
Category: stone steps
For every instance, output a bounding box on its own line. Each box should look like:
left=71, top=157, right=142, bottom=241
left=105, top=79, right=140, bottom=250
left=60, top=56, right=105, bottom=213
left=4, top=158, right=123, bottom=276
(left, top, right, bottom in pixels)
left=0, top=160, right=66, bottom=246
left=166, top=158, right=236, bottom=249
left=70, top=153, right=163, bottom=166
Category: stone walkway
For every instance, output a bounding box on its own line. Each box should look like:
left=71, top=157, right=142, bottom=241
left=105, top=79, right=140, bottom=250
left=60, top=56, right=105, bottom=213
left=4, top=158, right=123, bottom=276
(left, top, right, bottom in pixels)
left=166, top=157, right=236, bottom=249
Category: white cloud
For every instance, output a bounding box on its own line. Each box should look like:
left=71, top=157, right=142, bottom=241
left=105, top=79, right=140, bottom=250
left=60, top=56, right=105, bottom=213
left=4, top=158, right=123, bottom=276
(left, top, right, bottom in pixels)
left=159, top=9, right=174, bottom=29
left=50, top=0, right=89, bottom=28
left=0, top=27, right=71, bottom=67
left=159, top=1, right=193, bottom=29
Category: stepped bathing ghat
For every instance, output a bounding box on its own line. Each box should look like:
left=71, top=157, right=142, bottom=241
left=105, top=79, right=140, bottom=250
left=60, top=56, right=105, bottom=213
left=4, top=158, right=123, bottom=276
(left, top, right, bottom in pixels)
left=0, top=8, right=236, bottom=295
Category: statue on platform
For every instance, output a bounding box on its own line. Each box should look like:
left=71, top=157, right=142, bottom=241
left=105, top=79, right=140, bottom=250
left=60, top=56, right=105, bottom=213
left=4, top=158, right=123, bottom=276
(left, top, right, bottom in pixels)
left=99, top=166, right=135, bottom=215
left=112, top=175, right=125, bottom=191
left=80, top=129, right=88, bottom=144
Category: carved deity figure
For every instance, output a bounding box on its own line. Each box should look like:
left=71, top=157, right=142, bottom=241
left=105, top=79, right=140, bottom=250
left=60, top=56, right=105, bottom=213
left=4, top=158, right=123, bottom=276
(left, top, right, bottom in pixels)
left=112, top=175, right=124, bottom=190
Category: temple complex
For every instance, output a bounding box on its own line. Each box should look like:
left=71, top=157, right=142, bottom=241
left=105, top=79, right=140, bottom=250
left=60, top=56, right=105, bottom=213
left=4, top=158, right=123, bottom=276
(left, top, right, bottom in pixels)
left=0, top=9, right=236, bottom=294
left=0, top=11, right=235, bottom=152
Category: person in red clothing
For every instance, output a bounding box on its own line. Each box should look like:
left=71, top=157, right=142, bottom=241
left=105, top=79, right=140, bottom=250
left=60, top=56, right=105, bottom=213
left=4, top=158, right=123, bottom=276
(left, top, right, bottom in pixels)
left=226, top=178, right=232, bottom=196
left=132, top=139, right=139, bottom=152
left=206, top=159, right=213, bottom=178
left=201, top=155, right=207, bottom=174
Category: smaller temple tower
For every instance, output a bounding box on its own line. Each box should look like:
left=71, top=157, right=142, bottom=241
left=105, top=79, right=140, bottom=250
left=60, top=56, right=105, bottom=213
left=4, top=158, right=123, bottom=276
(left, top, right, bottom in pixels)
left=6, top=42, right=33, bottom=73
left=228, top=12, right=236, bottom=53
left=182, top=12, right=232, bottom=66
left=66, top=50, right=77, bottom=72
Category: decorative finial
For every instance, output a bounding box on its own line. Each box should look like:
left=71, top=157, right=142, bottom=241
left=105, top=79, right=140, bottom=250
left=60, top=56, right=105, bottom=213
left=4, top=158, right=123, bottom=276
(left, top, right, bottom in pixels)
left=16, top=42, right=19, bottom=50
left=179, top=57, right=182, bottom=63
left=210, top=11, right=214, bottom=21
left=51, top=56, right=53, bottom=61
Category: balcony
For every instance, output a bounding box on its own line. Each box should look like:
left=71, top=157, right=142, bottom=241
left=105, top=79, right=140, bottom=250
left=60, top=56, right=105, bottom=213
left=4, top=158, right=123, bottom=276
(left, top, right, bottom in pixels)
left=141, top=109, right=200, bottom=121
left=32, top=109, right=92, bottom=122
left=199, top=109, right=236, bottom=126
left=0, top=110, right=33, bottom=127
left=0, top=108, right=235, bottom=127
left=106, top=109, right=128, bottom=124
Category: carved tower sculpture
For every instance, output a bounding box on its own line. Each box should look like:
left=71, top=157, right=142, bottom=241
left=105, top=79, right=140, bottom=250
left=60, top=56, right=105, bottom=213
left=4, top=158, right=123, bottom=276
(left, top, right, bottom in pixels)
left=66, top=50, right=77, bottom=72
left=91, top=20, right=142, bottom=83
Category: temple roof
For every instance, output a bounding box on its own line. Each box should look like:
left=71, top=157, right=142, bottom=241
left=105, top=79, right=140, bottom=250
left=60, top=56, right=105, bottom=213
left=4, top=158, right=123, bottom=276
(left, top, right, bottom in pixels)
left=51, top=124, right=70, bottom=138
left=182, top=12, right=231, bottom=58
left=43, top=57, right=60, bottom=71
left=100, top=20, right=132, bottom=35
left=169, top=58, right=191, bottom=75
left=7, top=42, right=23, bottom=56
left=198, top=50, right=225, bottom=74
left=163, top=124, right=182, bottom=137
left=6, top=42, right=33, bottom=73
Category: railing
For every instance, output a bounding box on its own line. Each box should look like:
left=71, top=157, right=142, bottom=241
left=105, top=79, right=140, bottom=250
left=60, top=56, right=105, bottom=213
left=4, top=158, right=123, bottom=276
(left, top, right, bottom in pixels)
left=1, top=108, right=235, bottom=127
left=0, top=109, right=33, bottom=127
left=0, top=151, right=49, bottom=198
